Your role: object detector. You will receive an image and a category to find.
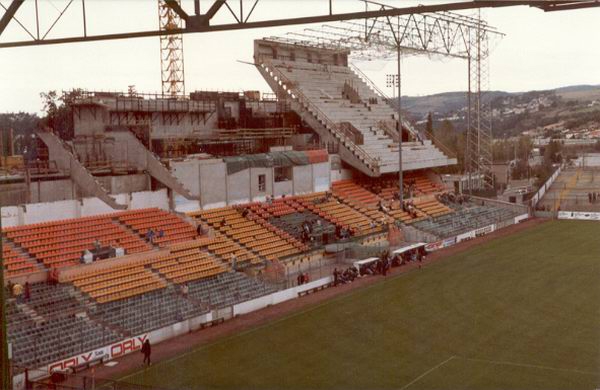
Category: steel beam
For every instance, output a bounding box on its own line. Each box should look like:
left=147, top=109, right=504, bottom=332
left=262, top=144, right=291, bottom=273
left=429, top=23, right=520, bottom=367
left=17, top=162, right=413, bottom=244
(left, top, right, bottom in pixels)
left=0, top=0, right=535, bottom=49
left=164, top=0, right=189, bottom=21
left=204, top=0, right=226, bottom=20
left=0, top=0, right=24, bottom=35
left=0, top=0, right=597, bottom=49
left=535, top=0, right=600, bottom=11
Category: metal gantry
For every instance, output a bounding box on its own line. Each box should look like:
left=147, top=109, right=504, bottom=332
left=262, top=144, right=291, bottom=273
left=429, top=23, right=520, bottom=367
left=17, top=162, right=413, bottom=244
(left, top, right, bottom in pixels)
left=1, top=1, right=599, bottom=49
left=159, top=0, right=186, bottom=96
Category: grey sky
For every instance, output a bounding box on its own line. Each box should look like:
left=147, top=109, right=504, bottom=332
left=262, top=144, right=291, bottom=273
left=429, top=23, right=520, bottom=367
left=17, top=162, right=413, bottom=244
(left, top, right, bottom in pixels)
left=1, top=0, right=599, bottom=114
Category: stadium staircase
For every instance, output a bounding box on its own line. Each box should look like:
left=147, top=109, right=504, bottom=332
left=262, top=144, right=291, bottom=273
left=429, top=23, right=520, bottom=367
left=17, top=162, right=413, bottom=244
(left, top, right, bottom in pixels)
left=256, top=58, right=456, bottom=177
left=1, top=236, right=43, bottom=277
left=256, top=61, right=380, bottom=176
left=109, top=131, right=199, bottom=201
left=37, top=131, right=128, bottom=209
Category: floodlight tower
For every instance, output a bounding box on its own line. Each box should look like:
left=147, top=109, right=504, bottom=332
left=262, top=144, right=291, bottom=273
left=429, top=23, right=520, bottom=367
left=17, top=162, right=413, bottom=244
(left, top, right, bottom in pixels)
left=158, top=0, right=186, bottom=96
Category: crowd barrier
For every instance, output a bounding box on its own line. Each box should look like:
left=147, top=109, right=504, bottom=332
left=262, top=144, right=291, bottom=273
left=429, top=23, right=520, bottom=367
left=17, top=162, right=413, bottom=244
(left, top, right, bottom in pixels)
left=424, top=212, right=529, bottom=252
left=530, top=165, right=562, bottom=207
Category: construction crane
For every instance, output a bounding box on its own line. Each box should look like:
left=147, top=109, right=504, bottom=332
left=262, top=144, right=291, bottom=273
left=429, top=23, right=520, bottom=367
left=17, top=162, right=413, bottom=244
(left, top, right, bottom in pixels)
left=158, top=0, right=186, bottom=96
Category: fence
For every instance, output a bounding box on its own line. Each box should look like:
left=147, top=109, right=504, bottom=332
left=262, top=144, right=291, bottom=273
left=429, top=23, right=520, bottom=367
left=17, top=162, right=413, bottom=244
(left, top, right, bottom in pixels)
left=530, top=165, right=562, bottom=207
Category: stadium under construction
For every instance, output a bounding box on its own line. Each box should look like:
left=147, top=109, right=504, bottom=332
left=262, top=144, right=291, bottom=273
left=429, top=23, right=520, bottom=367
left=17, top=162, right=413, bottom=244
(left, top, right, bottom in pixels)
left=1, top=1, right=600, bottom=389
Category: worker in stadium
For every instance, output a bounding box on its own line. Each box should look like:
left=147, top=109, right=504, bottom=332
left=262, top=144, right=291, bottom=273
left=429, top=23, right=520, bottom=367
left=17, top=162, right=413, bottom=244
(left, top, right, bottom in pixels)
left=141, top=339, right=152, bottom=366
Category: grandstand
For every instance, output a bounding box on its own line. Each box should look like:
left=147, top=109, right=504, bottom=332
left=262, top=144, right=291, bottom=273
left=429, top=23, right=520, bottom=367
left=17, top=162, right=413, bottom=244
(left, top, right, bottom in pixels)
left=254, top=40, right=457, bottom=177
left=0, top=32, right=534, bottom=390
left=2, top=159, right=532, bottom=389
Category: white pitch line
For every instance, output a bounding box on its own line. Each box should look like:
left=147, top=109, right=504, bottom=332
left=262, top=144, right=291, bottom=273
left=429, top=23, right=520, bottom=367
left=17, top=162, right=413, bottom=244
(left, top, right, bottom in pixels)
left=457, top=356, right=600, bottom=377
left=399, top=355, right=456, bottom=390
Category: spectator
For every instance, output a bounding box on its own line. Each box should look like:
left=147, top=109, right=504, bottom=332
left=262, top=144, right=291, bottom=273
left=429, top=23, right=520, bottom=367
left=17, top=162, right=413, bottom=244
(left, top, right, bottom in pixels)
left=196, top=224, right=204, bottom=236
left=24, top=281, right=31, bottom=302
left=241, top=208, right=249, bottom=218
left=333, top=268, right=339, bottom=286
left=146, top=229, right=155, bottom=243
left=12, top=283, right=23, bottom=303
left=141, top=339, right=152, bottom=366
left=181, top=284, right=189, bottom=297
left=93, top=239, right=101, bottom=250
left=297, top=273, right=303, bottom=286
left=157, top=229, right=164, bottom=239
left=230, top=254, right=237, bottom=270
left=304, top=273, right=310, bottom=284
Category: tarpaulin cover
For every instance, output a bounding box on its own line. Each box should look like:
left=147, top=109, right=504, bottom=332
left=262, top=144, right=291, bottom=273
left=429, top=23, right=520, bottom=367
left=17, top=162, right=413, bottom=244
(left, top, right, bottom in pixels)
left=224, top=150, right=324, bottom=175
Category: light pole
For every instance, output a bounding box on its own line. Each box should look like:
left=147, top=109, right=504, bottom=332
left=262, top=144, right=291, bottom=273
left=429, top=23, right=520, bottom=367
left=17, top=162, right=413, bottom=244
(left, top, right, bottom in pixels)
left=386, top=51, right=403, bottom=206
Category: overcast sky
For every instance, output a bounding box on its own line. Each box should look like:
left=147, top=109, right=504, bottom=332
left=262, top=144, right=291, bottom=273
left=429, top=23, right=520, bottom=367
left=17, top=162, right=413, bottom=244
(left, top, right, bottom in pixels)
left=1, top=0, right=599, bottom=114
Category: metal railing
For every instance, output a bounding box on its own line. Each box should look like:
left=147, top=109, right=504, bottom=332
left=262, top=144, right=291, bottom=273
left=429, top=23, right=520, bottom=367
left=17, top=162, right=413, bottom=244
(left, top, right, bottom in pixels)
left=423, top=130, right=458, bottom=159
left=348, top=63, right=421, bottom=140
left=259, top=61, right=379, bottom=174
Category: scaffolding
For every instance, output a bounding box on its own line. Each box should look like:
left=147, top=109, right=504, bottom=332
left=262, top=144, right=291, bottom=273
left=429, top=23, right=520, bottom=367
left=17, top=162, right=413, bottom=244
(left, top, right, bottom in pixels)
left=158, top=0, right=186, bottom=96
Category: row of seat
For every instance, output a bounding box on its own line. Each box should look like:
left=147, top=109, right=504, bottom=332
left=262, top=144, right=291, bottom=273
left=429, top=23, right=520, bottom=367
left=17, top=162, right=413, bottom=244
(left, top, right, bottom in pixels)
left=190, top=206, right=306, bottom=261
left=116, top=208, right=198, bottom=248
left=148, top=240, right=229, bottom=283
left=332, top=180, right=380, bottom=206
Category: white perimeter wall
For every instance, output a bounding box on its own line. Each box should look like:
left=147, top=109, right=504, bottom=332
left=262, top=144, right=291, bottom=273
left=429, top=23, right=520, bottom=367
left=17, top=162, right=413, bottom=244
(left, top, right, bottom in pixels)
left=1, top=189, right=169, bottom=228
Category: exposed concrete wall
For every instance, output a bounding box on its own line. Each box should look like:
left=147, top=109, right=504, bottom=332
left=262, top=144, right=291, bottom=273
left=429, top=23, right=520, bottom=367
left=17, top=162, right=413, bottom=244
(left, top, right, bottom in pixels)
left=273, top=180, right=293, bottom=197
left=227, top=169, right=251, bottom=204
left=293, top=165, right=312, bottom=194
left=171, top=161, right=200, bottom=196
left=0, top=175, right=148, bottom=208
left=199, top=160, right=227, bottom=208
left=0, top=182, right=28, bottom=205
left=29, top=179, right=76, bottom=203
left=73, top=108, right=109, bottom=137
left=110, top=174, right=148, bottom=194
left=73, top=98, right=224, bottom=140
left=313, top=162, right=331, bottom=191
left=169, top=157, right=331, bottom=210
left=330, top=168, right=353, bottom=183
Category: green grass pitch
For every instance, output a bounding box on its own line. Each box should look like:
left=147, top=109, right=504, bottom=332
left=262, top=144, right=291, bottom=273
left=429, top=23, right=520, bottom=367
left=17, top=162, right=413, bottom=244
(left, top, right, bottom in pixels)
left=124, top=220, right=600, bottom=389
